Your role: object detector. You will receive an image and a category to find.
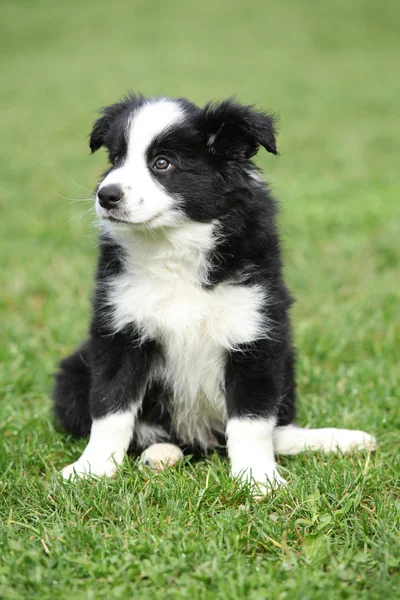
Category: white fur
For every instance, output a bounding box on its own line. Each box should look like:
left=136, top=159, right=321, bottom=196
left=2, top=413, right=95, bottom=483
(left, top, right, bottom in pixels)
left=226, top=417, right=286, bottom=489
left=97, top=99, right=185, bottom=227
left=273, top=424, right=377, bottom=455
left=62, top=410, right=137, bottom=479
left=106, top=222, right=269, bottom=449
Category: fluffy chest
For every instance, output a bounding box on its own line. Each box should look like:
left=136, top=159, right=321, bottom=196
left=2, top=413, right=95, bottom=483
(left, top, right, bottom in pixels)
left=109, top=260, right=266, bottom=351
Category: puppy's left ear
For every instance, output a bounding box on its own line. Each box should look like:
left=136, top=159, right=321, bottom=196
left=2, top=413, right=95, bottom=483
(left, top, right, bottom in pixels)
left=89, top=103, right=124, bottom=153
left=199, top=99, right=278, bottom=159
left=89, top=93, right=139, bottom=153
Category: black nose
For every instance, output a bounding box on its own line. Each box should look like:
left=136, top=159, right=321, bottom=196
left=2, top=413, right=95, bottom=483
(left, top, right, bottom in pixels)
left=97, top=184, right=124, bottom=210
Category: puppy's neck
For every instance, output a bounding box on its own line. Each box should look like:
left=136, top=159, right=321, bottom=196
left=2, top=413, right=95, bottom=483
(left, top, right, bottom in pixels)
left=104, top=219, right=219, bottom=285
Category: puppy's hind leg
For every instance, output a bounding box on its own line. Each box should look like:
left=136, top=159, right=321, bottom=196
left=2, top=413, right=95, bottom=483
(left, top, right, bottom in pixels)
left=53, top=341, right=92, bottom=437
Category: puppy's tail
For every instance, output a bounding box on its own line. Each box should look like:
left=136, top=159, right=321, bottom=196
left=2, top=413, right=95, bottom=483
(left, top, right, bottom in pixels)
left=273, top=424, right=377, bottom=455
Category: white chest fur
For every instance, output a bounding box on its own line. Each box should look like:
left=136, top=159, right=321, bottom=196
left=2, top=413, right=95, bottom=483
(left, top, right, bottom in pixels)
left=105, top=223, right=268, bottom=447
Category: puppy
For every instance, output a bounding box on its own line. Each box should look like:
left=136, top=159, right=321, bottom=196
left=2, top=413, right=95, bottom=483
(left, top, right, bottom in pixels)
left=54, top=94, right=376, bottom=490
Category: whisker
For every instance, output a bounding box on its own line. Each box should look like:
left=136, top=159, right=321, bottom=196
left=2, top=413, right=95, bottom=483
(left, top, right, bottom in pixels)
left=72, top=181, right=95, bottom=194
left=65, top=206, right=96, bottom=225
left=58, top=194, right=94, bottom=203
left=144, top=221, right=157, bottom=241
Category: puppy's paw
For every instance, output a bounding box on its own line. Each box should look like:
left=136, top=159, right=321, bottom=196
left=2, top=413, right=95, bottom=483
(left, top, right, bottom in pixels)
left=233, top=466, right=287, bottom=497
left=139, top=443, right=184, bottom=472
left=61, top=458, right=118, bottom=480
left=252, top=470, right=287, bottom=500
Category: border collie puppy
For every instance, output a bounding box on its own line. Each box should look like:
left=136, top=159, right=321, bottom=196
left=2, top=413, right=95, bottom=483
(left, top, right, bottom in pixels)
left=54, top=94, right=376, bottom=490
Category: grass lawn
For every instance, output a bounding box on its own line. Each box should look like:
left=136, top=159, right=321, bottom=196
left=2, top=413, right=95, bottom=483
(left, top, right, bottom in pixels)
left=0, top=0, right=399, bottom=597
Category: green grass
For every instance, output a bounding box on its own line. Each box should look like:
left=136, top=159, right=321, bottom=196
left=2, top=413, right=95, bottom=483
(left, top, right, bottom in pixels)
left=0, top=0, right=399, bottom=597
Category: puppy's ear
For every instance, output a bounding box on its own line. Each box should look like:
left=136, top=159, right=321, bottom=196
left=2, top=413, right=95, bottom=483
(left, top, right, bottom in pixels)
left=89, top=93, right=139, bottom=153
left=199, top=99, right=278, bottom=159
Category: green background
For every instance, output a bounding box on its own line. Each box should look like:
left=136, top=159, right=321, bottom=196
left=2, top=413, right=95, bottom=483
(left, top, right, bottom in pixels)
left=0, top=0, right=399, bottom=598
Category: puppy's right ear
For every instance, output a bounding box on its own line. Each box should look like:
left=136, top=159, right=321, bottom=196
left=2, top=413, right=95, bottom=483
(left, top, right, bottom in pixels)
left=89, top=93, right=139, bottom=153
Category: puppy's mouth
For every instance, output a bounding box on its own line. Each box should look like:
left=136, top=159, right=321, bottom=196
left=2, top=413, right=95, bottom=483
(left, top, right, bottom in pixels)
left=103, top=215, right=130, bottom=224
left=102, top=212, right=164, bottom=226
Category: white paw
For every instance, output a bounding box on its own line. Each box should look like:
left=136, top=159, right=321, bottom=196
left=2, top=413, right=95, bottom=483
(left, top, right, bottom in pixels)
left=253, top=471, right=287, bottom=499
left=328, top=429, right=377, bottom=453
left=233, top=467, right=287, bottom=495
left=139, top=443, right=184, bottom=472
left=61, top=458, right=118, bottom=480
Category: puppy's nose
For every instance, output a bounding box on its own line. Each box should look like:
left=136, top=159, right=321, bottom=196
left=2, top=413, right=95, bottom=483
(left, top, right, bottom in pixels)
left=97, top=184, right=124, bottom=210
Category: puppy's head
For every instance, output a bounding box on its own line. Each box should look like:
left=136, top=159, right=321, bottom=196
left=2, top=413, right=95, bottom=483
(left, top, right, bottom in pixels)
left=90, top=94, right=277, bottom=230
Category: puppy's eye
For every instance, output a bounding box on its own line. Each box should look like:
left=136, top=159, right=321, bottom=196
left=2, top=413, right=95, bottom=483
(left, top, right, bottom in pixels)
left=152, top=157, right=172, bottom=171
left=113, top=156, right=120, bottom=165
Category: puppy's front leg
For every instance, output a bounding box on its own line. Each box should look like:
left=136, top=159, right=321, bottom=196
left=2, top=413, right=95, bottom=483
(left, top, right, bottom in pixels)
left=226, top=417, right=285, bottom=489
left=225, top=349, right=286, bottom=492
left=62, top=330, right=152, bottom=480
left=61, top=411, right=136, bottom=480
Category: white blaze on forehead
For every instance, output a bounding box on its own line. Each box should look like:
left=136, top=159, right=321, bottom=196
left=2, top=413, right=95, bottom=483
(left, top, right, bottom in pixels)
left=127, top=99, right=185, bottom=159
left=98, top=98, right=186, bottom=227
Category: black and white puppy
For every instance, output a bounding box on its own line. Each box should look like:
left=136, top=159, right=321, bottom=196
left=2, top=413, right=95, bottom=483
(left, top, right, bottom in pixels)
left=54, top=94, right=376, bottom=490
